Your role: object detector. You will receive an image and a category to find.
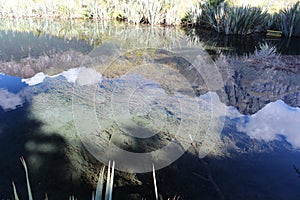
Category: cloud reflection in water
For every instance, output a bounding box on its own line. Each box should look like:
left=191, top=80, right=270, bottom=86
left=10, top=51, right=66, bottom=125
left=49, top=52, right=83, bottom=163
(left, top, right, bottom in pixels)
left=0, top=89, right=23, bottom=110
left=237, top=100, right=300, bottom=148
left=21, top=67, right=102, bottom=86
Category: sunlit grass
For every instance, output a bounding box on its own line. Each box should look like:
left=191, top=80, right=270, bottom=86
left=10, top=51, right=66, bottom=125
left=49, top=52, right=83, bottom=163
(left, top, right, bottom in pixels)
left=0, top=0, right=195, bottom=26
left=1, top=0, right=300, bottom=37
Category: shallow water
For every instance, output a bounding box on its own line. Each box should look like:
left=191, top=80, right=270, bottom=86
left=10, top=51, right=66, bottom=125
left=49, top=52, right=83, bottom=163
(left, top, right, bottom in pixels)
left=0, top=19, right=300, bottom=200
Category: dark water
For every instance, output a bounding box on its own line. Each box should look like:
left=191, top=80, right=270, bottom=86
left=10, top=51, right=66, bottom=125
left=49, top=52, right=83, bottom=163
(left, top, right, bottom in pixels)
left=0, top=19, right=300, bottom=200
left=186, top=27, right=300, bottom=55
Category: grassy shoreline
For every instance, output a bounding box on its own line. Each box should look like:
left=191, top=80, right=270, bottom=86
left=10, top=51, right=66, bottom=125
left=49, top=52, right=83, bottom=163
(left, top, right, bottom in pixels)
left=0, top=0, right=299, bottom=37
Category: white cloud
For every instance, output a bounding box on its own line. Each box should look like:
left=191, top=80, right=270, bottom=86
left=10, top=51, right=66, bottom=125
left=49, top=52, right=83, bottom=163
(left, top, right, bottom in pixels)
left=237, top=100, right=300, bottom=148
left=0, top=89, right=23, bottom=110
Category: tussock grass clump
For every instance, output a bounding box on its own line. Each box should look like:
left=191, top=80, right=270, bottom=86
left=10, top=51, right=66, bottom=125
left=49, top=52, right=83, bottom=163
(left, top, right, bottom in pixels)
left=116, top=0, right=188, bottom=26
left=183, top=1, right=300, bottom=37
left=202, top=3, right=272, bottom=35
left=253, top=43, right=280, bottom=59
left=278, top=2, right=300, bottom=37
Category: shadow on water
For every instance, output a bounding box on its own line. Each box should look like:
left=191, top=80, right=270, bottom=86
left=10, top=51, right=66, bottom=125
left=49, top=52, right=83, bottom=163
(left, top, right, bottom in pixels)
left=208, top=151, right=300, bottom=200
left=185, top=28, right=300, bottom=56
left=112, top=152, right=219, bottom=200
left=0, top=103, right=93, bottom=199
left=112, top=144, right=300, bottom=200
left=125, top=148, right=300, bottom=200
left=96, top=121, right=300, bottom=200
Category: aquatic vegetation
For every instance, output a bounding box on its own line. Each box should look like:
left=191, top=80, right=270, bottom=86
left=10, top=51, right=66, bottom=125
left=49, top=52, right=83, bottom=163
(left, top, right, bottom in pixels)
left=278, top=2, right=300, bottom=37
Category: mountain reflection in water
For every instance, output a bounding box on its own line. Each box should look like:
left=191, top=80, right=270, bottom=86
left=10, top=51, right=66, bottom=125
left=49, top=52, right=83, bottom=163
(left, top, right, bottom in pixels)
left=0, top=20, right=299, bottom=199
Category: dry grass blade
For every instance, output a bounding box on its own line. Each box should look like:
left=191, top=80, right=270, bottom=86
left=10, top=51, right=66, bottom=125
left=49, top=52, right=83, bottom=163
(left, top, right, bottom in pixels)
left=108, top=161, right=115, bottom=200
left=104, top=161, right=111, bottom=200
left=20, top=157, right=33, bottom=200
left=95, top=166, right=105, bottom=200
left=12, top=182, right=20, bottom=200
left=152, top=164, right=159, bottom=200
left=69, top=195, right=77, bottom=200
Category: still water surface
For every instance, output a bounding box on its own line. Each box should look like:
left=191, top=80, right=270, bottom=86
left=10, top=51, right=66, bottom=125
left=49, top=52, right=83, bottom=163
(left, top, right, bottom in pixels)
left=0, top=19, right=299, bottom=199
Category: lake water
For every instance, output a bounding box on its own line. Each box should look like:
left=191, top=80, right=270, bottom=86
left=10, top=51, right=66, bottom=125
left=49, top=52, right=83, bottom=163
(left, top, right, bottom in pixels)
left=0, top=19, right=300, bottom=200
